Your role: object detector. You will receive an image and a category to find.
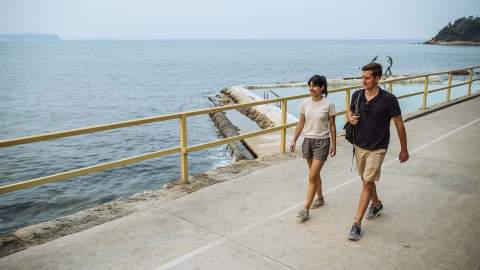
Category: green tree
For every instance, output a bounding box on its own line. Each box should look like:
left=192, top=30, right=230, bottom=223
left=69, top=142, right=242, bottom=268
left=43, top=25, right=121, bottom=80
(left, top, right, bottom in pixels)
left=432, top=16, right=480, bottom=42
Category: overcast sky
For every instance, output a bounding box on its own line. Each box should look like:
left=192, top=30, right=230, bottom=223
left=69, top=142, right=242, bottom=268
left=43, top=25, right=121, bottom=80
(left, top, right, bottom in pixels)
left=0, top=0, right=478, bottom=39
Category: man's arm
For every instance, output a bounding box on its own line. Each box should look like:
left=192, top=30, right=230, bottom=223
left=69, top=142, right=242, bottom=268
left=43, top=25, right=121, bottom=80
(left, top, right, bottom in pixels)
left=347, top=110, right=360, bottom=125
left=392, top=115, right=409, bottom=163
left=348, top=92, right=360, bottom=125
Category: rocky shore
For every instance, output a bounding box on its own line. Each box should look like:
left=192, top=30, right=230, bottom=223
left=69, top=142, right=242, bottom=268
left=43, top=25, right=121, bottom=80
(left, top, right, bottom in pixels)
left=424, top=39, right=480, bottom=46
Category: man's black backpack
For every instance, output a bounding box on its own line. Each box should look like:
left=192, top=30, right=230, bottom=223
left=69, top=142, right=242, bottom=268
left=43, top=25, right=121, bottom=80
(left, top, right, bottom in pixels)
left=343, top=90, right=362, bottom=144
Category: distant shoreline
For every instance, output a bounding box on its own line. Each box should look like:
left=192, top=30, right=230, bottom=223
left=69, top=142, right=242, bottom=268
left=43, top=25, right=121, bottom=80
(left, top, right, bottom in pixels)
left=424, top=39, right=480, bottom=46
left=0, top=37, right=426, bottom=42
left=0, top=33, right=60, bottom=41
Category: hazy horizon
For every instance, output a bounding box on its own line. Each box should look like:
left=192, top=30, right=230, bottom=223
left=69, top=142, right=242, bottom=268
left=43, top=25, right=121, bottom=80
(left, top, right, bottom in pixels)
left=0, top=0, right=479, bottom=40
left=0, top=34, right=427, bottom=41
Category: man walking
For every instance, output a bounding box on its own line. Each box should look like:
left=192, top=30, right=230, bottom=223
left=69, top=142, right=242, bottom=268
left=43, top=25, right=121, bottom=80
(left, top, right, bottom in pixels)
left=347, top=62, right=409, bottom=241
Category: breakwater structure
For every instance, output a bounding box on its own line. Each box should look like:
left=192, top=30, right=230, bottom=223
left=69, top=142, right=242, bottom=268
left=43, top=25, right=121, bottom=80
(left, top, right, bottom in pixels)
left=0, top=66, right=479, bottom=260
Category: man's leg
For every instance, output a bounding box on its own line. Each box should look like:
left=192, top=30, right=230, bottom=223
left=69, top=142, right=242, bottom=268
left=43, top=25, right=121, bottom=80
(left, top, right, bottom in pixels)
left=349, top=178, right=373, bottom=240
left=349, top=147, right=368, bottom=240
left=370, top=181, right=381, bottom=207
left=354, top=179, right=375, bottom=225
left=367, top=149, right=387, bottom=218
left=353, top=146, right=369, bottom=224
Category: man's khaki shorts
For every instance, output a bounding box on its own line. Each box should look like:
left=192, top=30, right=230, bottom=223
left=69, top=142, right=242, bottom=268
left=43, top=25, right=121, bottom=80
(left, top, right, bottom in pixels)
left=355, top=146, right=387, bottom=182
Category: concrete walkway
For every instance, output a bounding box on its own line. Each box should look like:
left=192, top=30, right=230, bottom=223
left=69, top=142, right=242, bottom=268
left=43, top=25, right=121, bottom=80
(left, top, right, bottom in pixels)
left=2, top=97, right=480, bottom=270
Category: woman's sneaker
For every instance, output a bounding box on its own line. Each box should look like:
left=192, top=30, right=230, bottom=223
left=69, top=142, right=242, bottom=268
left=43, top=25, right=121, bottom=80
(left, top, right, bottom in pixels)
left=366, top=201, right=383, bottom=220
left=310, top=197, right=325, bottom=209
left=348, top=223, right=361, bottom=241
left=296, top=208, right=309, bottom=222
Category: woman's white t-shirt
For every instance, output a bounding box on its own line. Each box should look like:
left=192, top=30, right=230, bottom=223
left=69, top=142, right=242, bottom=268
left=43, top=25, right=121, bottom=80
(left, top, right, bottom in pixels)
left=300, top=97, right=336, bottom=139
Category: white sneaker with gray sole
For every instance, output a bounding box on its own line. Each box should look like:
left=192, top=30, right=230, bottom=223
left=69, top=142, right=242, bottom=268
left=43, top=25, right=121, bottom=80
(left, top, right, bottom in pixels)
left=296, top=208, right=309, bottom=222
left=310, top=197, right=325, bottom=209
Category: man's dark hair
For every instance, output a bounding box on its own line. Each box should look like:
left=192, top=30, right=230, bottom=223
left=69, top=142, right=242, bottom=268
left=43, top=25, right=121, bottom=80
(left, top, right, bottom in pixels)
left=308, top=75, right=328, bottom=96
left=362, top=62, right=383, bottom=77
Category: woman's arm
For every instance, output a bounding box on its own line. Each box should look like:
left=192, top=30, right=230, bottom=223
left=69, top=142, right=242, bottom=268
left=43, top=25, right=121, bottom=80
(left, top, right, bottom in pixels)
left=329, top=116, right=336, bottom=157
left=290, top=114, right=305, bottom=152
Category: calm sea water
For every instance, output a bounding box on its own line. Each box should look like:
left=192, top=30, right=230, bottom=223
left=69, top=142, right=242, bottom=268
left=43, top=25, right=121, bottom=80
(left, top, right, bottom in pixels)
left=1, top=39, right=479, bottom=235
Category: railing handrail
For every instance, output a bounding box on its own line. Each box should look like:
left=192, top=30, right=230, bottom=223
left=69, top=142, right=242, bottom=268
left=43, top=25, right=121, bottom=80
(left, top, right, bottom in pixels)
left=1, top=65, right=478, bottom=195
left=242, top=66, right=480, bottom=89
left=2, top=65, right=478, bottom=149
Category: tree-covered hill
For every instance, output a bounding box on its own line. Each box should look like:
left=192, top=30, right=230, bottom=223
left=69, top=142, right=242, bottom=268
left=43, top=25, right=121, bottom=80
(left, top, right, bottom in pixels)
left=425, top=16, right=480, bottom=45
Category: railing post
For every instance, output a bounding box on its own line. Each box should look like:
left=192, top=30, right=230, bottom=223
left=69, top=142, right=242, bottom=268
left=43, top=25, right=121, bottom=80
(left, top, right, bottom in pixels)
left=422, top=76, right=429, bottom=110
left=446, top=72, right=453, bottom=102
left=387, top=82, right=393, bottom=93
left=345, top=88, right=351, bottom=124
left=468, top=68, right=473, bottom=95
left=179, top=114, right=188, bottom=183
left=280, top=99, right=287, bottom=153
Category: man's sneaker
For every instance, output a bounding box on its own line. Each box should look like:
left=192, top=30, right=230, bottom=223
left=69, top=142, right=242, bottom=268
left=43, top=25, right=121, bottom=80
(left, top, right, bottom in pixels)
left=366, top=201, right=383, bottom=220
left=310, top=197, right=325, bottom=209
left=348, top=223, right=361, bottom=241
left=296, top=208, right=309, bottom=222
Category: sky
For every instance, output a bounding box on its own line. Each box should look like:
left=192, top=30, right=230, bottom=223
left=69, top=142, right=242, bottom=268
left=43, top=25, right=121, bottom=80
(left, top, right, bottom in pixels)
left=0, top=0, right=479, bottom=40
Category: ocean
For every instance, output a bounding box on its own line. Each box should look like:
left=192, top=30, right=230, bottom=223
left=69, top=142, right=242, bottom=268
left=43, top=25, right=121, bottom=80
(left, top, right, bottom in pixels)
left=1, top=39, right=479, bottom=235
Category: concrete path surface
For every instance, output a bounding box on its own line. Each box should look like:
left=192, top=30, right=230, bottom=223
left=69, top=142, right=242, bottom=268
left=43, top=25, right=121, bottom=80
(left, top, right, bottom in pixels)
left=2, top=97, right=480, bottom=270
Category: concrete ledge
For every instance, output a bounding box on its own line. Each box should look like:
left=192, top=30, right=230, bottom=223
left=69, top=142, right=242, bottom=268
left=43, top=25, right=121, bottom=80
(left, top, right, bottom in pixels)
left=0, top=152, right=301, bottom=258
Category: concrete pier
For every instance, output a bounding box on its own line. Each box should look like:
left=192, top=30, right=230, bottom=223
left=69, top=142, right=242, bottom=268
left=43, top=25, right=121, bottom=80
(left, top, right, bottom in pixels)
left=1, top=96, right=479, bottom=270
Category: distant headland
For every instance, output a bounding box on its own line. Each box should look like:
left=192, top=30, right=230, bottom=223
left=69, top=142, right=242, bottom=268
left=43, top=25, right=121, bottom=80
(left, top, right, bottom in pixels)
left=0, top=33, right=61, bottom=41
left=425, top=16, right=480, bottom=45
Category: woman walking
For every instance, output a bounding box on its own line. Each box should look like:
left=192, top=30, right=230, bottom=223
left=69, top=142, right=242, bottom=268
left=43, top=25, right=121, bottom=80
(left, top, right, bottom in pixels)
left=290, top=75, right=336, bottom=221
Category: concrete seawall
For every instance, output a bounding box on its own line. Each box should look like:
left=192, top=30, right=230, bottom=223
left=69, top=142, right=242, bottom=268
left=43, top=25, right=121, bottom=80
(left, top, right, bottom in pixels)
left=207, top=95, right=256, bottom=161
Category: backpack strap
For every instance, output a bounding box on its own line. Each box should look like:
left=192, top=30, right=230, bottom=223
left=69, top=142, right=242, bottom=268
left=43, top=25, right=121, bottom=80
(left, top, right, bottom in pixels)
left=354, top=90, right=362, bottom=117
left=350, top=90, right=363, bottom=171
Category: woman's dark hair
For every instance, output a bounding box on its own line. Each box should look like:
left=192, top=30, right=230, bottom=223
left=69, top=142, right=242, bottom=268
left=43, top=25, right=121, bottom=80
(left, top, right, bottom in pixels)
left=308, top=75, right=328, bottom=96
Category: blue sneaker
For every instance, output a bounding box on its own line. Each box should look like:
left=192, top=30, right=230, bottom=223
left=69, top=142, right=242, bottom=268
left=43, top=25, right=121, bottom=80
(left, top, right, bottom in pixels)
left=366, top=201, right=383, bottom=220
left=348, top=223, right=361, bottom=241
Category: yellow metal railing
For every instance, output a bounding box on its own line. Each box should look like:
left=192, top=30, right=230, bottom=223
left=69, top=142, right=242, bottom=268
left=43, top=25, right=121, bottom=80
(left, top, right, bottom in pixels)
left=0, top=66, right=479, bottom=195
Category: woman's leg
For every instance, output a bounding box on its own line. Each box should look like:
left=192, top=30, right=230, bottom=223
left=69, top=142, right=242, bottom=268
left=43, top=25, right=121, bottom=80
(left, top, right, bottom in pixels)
left=304, top=159, right=325, bottom=209
left=306, top=159, right=313, bottom=169
left=316, top=174, right=323, bottom=199
left=305, top=159, right=314, bottom=207
left=306, top=159, right=323, bottom=200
